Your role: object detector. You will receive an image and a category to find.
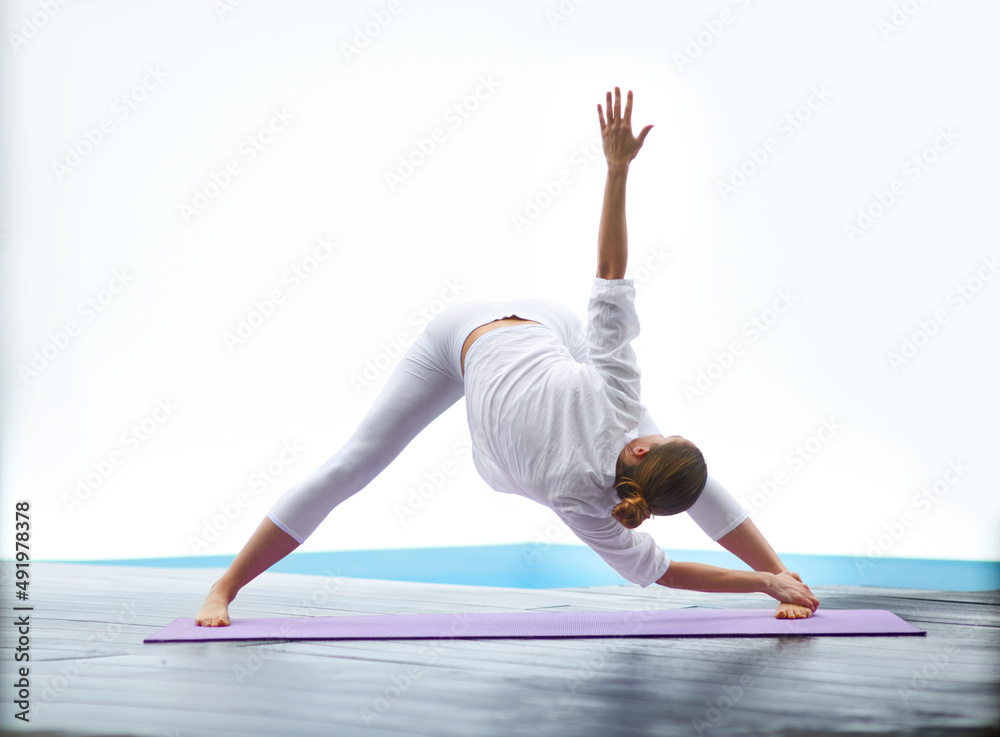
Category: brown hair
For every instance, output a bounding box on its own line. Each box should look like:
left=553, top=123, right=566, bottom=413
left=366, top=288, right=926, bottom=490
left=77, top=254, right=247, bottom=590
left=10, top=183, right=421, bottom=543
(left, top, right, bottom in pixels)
left=612, top=442, right=708, bottom=528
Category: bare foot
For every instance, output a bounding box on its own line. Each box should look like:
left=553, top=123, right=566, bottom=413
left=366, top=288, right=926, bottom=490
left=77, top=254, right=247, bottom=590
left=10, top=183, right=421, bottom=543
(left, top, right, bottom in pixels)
left=195, top=583, right=233, bottom=626
left=775, top=601, right=813, bottom=619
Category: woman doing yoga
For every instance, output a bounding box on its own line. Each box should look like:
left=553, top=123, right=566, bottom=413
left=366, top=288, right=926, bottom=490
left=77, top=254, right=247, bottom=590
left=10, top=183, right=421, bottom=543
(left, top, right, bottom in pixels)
left=195, top=87, right=821, bottom=626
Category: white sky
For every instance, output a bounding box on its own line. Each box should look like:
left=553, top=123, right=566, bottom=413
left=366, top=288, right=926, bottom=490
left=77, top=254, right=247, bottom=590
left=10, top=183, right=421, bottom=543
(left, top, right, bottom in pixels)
left=2, top=0, right=998, bottom=563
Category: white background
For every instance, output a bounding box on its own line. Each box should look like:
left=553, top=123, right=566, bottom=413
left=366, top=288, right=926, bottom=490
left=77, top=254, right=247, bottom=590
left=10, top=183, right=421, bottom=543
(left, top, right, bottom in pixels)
left=2, top=0, right=998, bottom=565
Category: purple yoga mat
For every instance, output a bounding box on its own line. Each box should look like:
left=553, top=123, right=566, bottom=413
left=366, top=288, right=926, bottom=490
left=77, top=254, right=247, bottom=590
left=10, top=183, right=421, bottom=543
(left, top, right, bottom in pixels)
left=143, top=608, right=925, bottom=643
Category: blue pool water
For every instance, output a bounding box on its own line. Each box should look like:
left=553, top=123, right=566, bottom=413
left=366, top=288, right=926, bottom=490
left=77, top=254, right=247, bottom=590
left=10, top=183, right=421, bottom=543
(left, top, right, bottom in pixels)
left=51, top=544, right=999, bottom=591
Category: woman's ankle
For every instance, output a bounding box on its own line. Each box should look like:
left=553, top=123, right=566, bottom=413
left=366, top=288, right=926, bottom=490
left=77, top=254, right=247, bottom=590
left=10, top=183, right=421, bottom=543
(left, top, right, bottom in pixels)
left=209, top=577, right=239, bottom=603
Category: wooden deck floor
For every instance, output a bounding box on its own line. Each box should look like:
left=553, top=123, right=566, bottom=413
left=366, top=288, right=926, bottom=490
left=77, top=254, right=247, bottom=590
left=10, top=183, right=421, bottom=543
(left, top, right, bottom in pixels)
left=1, top=562, right=997, bottom=737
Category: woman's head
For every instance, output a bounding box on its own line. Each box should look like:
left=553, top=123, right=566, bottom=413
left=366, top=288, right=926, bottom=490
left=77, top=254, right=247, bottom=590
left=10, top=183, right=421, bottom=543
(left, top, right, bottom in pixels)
left=612, top=435, right=707, bottom=528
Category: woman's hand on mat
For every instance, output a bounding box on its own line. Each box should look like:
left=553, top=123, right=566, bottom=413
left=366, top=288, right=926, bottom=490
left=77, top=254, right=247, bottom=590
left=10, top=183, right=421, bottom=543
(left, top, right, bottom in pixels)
left=597, top=87, right=652, bottom=169
left=774, top=601, right=814, bottom=619
left=764, top=570, right=820, bottom=612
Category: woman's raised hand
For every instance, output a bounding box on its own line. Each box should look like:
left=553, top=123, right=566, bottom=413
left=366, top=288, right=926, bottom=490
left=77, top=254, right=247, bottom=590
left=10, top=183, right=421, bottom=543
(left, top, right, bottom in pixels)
left=597, top=87, right=653, bottom=168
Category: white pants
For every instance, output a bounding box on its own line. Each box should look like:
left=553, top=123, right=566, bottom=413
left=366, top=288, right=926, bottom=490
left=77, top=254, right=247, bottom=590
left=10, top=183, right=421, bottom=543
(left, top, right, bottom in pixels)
left=266, top=298, right=748, bottom=544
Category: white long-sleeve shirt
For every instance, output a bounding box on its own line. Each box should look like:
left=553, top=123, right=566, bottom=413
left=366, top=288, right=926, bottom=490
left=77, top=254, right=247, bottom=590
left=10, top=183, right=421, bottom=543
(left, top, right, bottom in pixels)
left=463, top=278, right=747, bottom=586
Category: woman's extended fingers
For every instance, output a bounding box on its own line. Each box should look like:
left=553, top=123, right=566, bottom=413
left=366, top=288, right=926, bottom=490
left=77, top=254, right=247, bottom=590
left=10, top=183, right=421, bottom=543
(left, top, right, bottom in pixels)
left=597, top=90, right=615, bottom=132
left=599, top=87, right=638, bottom=128
left=803, top=588, right=821, bottom=612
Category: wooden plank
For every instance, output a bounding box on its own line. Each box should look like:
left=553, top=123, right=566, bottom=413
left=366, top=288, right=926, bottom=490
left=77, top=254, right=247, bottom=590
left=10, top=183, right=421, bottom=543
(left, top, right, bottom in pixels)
left=3, top=562, right=997, bottom=737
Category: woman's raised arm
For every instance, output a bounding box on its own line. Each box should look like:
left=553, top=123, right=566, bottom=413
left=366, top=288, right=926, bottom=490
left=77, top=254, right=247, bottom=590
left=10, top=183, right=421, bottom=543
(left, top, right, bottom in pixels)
left=596, top=87, right=652, bottom=280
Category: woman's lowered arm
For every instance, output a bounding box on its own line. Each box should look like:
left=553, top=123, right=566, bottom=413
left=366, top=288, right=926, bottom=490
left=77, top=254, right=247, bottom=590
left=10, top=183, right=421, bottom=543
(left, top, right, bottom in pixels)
left=716, top=516, right=787, bottom=574
left=716, top=517, right=821, bottom=619
left=596, top=87, right=652, bottom=280
left=657, top=560, right=820, bottom=613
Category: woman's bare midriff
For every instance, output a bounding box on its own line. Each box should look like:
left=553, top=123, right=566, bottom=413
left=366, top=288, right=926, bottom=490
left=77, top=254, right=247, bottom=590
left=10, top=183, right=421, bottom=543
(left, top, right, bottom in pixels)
left=461, top=317, right=541, bottom=376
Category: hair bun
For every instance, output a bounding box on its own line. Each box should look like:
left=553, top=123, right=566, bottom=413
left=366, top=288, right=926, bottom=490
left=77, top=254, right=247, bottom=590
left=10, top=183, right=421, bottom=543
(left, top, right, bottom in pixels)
left=612, top=491, right=650, bottom=529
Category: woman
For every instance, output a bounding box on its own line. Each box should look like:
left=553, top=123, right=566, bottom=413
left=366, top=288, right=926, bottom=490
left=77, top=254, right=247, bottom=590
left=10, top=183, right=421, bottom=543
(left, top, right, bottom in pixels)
left=195, top=87, right=820, bottom=627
